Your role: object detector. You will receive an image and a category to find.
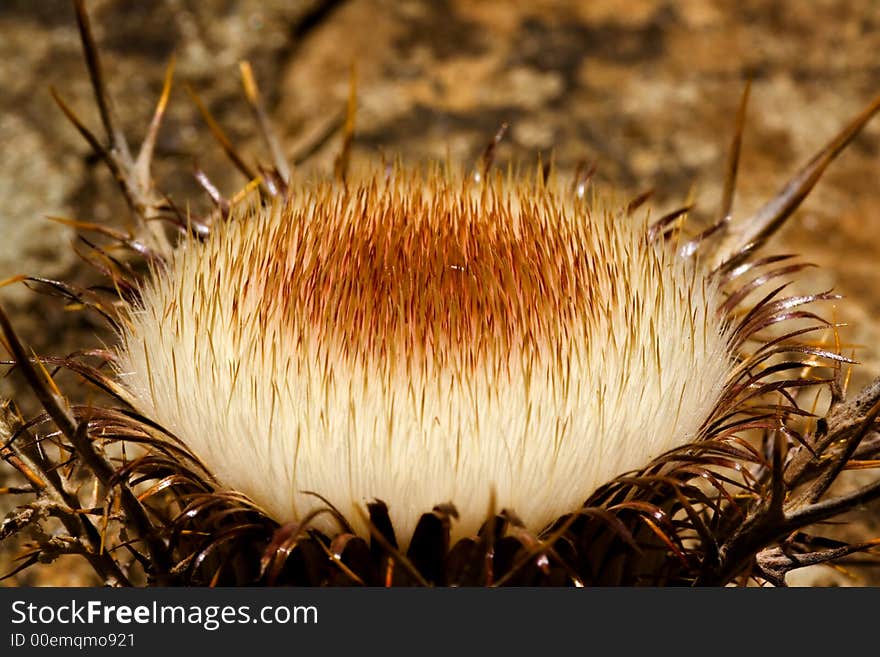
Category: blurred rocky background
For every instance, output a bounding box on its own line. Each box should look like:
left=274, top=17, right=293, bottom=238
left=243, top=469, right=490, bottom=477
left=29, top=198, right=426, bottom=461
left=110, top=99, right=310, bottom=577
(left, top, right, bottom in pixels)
left=1, top=0, right=879, bottom=585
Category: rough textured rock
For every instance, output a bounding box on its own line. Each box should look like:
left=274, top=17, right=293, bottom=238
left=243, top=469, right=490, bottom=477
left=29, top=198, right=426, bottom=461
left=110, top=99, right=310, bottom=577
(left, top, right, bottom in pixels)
left=1, top=0, right=879, bottom=586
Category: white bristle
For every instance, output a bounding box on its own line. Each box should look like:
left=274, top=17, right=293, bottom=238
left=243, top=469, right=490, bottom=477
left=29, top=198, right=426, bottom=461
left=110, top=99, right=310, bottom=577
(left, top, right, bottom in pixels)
left=115, top=171, right=734, bottom=542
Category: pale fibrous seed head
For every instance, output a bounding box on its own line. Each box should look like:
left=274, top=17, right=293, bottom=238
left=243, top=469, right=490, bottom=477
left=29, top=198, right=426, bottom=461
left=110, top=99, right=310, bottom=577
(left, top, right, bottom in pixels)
left=115, top=168, right=734, bottom=542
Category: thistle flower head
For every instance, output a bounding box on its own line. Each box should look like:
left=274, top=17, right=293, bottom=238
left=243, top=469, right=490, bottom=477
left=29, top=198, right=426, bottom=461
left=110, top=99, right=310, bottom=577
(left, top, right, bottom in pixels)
left=116, top=168, right=733, bottom=541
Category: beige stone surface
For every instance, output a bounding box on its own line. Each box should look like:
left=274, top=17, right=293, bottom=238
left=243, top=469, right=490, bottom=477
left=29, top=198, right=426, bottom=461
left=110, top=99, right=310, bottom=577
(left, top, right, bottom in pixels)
left=1, top=0, right=879, bottom=585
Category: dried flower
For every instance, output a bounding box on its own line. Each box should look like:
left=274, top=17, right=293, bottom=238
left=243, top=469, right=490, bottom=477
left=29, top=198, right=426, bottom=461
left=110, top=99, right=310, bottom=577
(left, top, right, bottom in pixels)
left=116, top=172, right=733, bottom=543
